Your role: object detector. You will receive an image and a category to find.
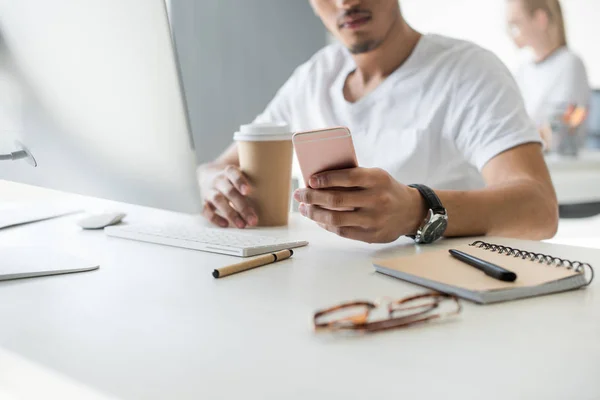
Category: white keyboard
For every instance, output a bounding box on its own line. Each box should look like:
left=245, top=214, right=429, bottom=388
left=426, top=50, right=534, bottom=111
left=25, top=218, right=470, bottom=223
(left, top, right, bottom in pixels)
left=104, top=224, right=308, bottom=257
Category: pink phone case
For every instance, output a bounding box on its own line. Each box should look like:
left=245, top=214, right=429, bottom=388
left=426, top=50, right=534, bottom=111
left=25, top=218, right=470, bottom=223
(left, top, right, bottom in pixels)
left=292, top=127, right=358, bottom=187
left=293, top=127, right=358, bottom=212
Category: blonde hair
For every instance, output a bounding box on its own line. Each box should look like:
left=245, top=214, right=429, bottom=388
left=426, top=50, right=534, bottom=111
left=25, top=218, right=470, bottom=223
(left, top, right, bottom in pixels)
left=519, top=0, right=568, bottom=47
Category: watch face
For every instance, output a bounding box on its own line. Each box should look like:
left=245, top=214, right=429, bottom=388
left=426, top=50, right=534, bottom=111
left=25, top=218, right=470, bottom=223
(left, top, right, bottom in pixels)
left=421, top=216, right=448, bottom=243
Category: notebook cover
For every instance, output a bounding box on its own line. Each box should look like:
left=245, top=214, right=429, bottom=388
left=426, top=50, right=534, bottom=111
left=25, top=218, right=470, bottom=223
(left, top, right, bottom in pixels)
left=373, top=243, right=580, bottom=293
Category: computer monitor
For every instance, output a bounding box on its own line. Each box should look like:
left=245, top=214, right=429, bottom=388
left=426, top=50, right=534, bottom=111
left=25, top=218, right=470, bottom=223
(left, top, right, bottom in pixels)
left=0, top=0, right=202, bottom=213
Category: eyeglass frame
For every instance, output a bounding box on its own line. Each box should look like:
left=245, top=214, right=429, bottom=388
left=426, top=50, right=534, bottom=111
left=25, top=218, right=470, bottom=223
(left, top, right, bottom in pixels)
left=313, top=292, right=462, bottom=333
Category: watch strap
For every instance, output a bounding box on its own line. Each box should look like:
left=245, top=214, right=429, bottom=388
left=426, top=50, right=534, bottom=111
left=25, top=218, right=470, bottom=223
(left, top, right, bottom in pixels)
left=408, top=184, right=445, bottom=215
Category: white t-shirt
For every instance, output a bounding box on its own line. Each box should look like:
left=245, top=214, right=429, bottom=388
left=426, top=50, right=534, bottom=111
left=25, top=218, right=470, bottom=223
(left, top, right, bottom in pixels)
left=255, top=34, right=540, bottom=190
left=515, top=47, right=590, bottom=126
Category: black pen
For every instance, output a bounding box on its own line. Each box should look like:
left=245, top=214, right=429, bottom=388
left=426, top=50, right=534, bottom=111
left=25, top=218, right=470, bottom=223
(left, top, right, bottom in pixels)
left=449, top=249, right=517, bottom=282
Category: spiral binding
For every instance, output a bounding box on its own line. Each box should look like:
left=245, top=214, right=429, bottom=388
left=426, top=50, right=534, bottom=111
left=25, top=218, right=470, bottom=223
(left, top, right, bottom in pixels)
left=469, top=240, right=595, bottom=285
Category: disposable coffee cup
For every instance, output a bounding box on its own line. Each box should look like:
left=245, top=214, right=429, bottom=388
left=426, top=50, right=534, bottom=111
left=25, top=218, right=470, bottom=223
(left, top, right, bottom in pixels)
left=234, top=123, right=294, bottom=226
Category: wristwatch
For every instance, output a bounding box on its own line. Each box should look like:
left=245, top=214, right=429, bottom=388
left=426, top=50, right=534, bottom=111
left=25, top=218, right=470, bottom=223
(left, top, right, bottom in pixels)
left=408, top=184, right=448, bottom=244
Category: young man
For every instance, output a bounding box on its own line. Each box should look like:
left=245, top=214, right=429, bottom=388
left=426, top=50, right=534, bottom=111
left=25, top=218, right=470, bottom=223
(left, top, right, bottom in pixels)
left=198, top=0, right=558, bottom=244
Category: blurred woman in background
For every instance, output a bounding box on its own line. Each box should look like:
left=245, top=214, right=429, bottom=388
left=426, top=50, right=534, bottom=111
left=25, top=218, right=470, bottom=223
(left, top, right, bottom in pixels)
left=507, top=0, right=590, bottom=148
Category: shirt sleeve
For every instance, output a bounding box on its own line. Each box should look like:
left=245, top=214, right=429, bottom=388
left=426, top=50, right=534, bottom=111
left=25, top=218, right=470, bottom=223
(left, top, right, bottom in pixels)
left=449, top=48, right=542, bottom=171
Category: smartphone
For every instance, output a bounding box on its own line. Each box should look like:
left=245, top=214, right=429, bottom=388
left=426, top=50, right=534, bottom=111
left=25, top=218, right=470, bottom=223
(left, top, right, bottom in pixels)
left=292, top=126, right=358, bottom=188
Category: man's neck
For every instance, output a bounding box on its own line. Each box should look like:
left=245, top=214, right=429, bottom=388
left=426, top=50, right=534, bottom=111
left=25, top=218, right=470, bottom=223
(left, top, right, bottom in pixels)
left=351, top=20, right=421, bottom=84
left=533, top=41, right=563, bottom=64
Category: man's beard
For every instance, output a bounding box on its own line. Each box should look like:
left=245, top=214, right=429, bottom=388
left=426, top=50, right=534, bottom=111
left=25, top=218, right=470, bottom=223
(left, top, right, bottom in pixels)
left=348, top=39, right=383, bottom=54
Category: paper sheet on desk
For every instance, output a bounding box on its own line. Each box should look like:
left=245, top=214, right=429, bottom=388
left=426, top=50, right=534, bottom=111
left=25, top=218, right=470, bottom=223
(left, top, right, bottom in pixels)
left=0, top=247, right=98, bottom=281
left=0, top=201, right=82, bottom=229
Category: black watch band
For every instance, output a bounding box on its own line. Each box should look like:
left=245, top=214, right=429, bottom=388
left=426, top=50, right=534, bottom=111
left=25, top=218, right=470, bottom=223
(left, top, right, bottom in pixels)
left=408, top=184, right=445, bottom=215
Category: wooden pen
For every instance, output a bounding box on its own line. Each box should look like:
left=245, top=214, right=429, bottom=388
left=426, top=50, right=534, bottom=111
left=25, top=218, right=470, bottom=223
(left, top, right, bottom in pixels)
left=212, top=249, right=294, bottom=278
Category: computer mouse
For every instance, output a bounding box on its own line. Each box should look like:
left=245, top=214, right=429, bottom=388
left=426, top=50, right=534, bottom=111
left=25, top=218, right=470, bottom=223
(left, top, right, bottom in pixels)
left=78, top=212, right=126, bottom=230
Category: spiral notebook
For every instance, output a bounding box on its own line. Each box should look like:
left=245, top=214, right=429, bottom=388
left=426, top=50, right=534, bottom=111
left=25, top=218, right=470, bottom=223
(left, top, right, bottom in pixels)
left=374, top=240, right=595, bottom=304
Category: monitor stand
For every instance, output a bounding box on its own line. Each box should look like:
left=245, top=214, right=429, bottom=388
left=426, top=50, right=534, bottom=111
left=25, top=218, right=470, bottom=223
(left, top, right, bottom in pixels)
left=0, top=141, right=37, bottom=167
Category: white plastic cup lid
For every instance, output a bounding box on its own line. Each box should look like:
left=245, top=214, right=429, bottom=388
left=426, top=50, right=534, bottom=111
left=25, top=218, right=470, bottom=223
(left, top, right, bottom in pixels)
left=234, top=123, right=292, bottom=142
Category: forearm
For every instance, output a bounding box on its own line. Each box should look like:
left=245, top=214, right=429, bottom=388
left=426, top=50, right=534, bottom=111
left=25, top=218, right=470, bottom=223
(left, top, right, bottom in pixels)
left=437, top=179, right=558, bottom=240
left=295, top=144, right=558, bottom=244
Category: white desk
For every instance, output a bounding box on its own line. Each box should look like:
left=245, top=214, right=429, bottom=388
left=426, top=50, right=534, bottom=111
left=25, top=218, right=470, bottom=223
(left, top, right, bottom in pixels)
left=1, top=181, right=599, bottom=400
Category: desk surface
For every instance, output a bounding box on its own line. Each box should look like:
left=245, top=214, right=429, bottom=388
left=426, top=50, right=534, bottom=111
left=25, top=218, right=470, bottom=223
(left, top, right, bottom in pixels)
left=0, top=181, right=599, bottom=400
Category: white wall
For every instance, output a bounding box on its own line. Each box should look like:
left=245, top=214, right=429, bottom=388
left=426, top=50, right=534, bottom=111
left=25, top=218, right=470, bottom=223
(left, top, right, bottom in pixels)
left=401, top=0, right=600, bottom=87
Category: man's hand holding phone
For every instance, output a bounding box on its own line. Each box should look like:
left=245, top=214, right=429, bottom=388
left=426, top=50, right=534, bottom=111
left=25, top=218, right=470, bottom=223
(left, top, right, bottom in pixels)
left=292, top=126, right=425, bottom=243
left=294, top=167, right=426, bottom=244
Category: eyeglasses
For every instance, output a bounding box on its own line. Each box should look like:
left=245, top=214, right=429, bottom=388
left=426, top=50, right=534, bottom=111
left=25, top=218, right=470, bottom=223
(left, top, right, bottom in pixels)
left=313, top=292, right=461, bottom=333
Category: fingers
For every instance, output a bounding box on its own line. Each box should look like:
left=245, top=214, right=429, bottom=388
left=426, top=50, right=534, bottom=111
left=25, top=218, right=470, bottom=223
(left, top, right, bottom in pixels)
left=298, top=203, right=370, bottom=228
left=201, top=165, right=258, bottom=228
left=309, top=167, right=383, bottom=189
left=322, top=225, right=376, bottom=243
left=224, top=165, right=251, bottom=196
left=202, top=201, right=228, bottom=228
left=294, top=188, right=371, bottom=209
left=214, top=179, right=258, bottom=226
left=207, top=189, right=247, bottom=229
left=303, top=205, right=380, bottom=243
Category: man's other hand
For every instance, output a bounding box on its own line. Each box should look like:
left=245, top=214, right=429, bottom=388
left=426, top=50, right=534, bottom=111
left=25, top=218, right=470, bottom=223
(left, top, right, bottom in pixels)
left=201, top=165, right=258, bottom=229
